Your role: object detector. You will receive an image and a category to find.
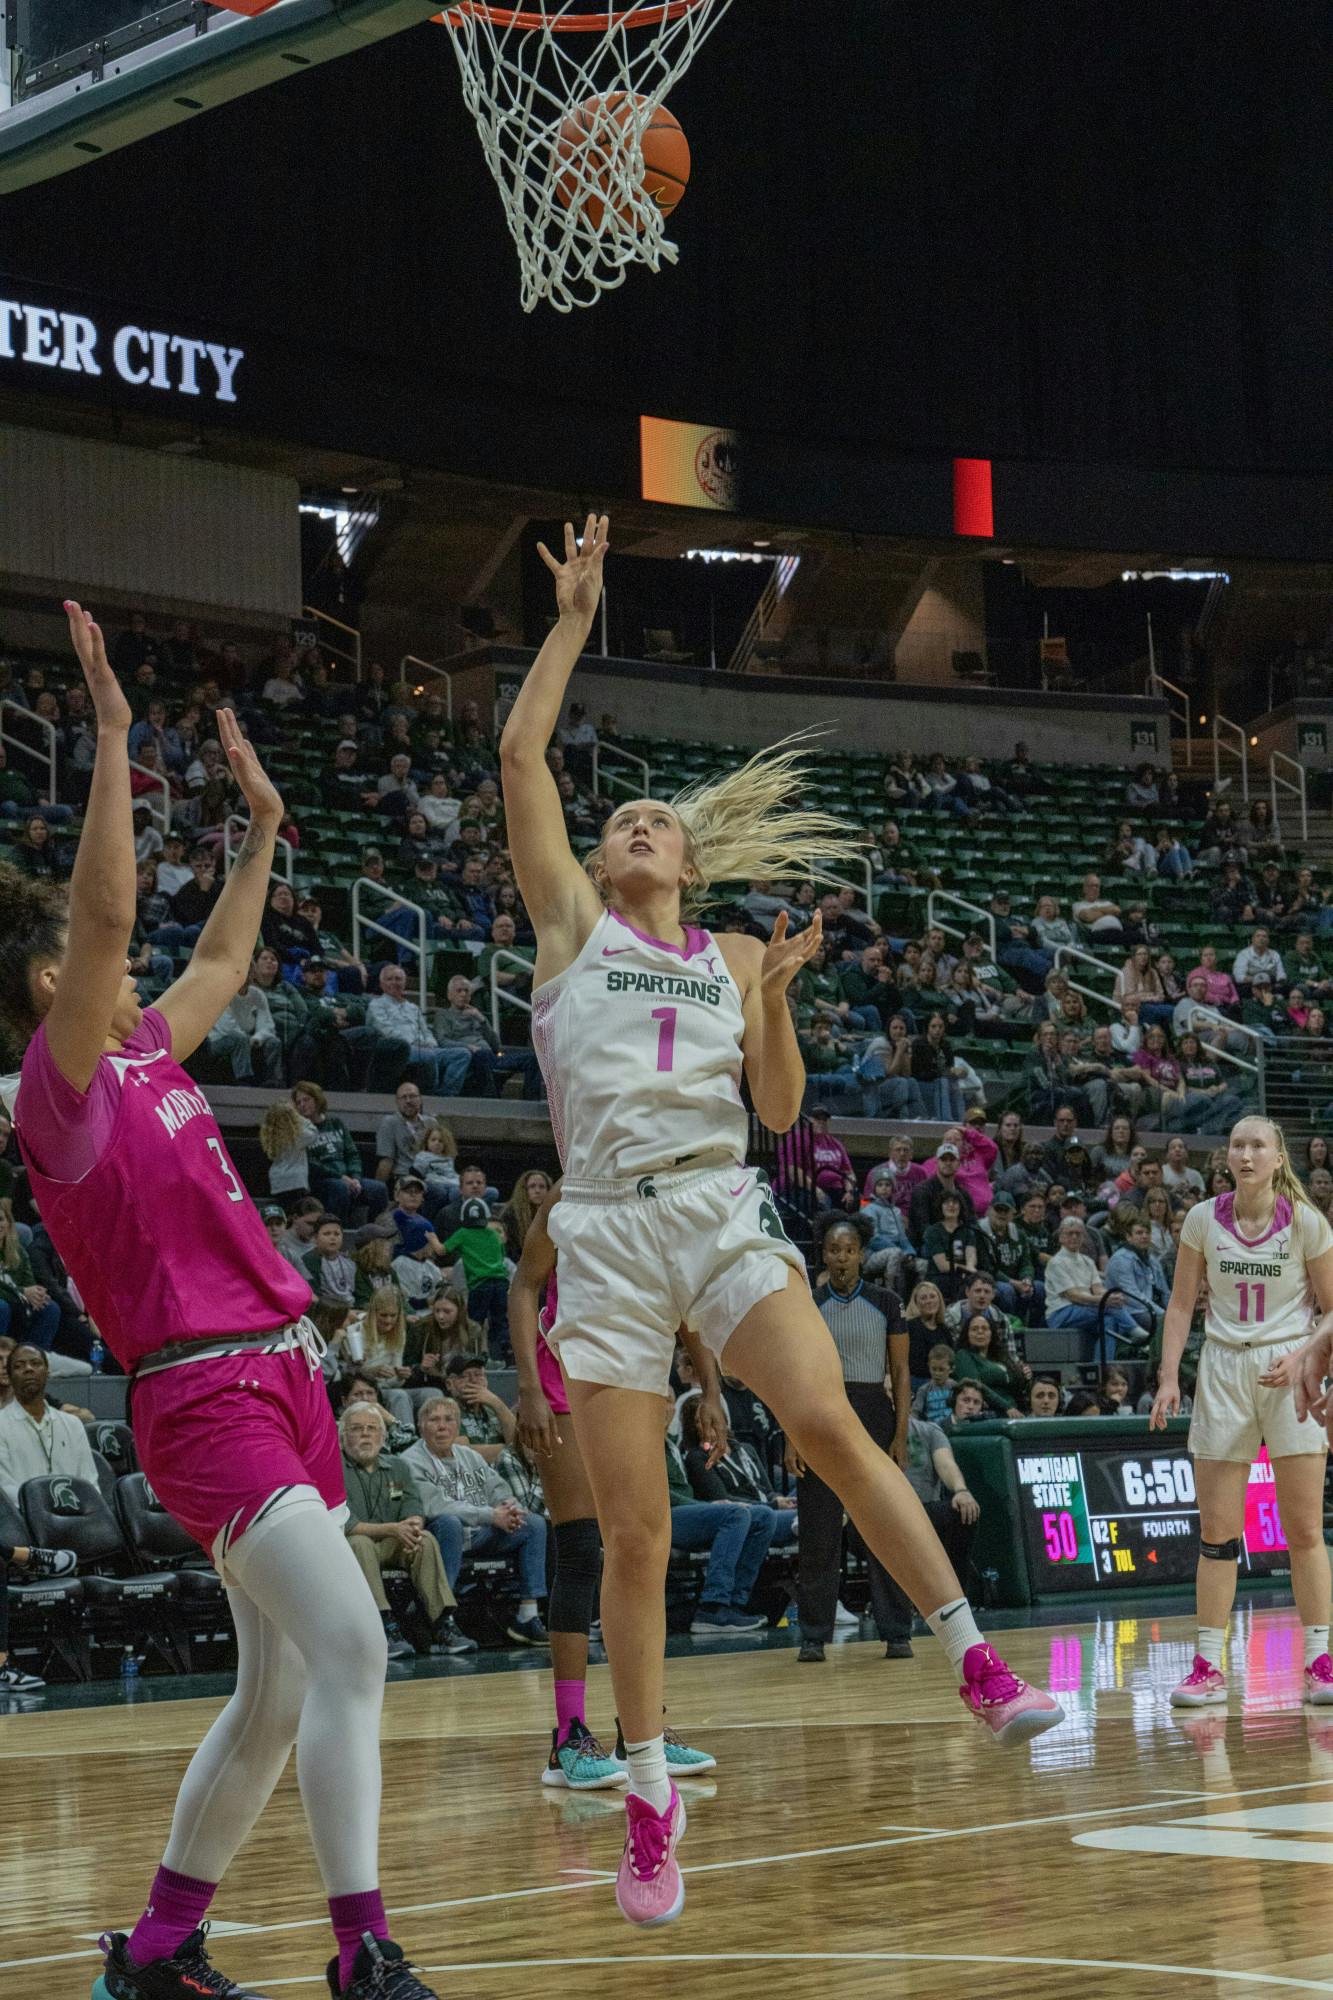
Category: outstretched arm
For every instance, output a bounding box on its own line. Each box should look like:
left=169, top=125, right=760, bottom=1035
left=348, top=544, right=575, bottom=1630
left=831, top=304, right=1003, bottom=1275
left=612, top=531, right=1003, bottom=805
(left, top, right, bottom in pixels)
left=43, top=604, right=135, bottom=1091
left=156, top=709, right=285, bottom=1062
left=732, top=912, right=825, bottom=1131
left=499, top=515, right=608, bottom=969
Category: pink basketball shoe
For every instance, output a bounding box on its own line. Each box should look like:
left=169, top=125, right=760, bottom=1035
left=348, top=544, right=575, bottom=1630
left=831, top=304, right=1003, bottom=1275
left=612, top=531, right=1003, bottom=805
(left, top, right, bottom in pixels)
left=1305, top=1654, right=1333, bottom=1706
left=1170, top=1654, right=1228, bottom=1707
left=958, top=1643, right=1065, bottom=1744
left=615, top=1787, right=686, bottom=1927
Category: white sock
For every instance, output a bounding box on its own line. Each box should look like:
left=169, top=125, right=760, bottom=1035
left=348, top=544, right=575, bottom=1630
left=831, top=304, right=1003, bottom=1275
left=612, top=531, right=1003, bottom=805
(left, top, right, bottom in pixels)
left=1305, top=1625, right=1330, bottom=1668
left=623, top=1733, right=672, bottom=1814
left=925, top=1597, right=985, bottom=1675
left=518, top=1599, right=538, bottom=1622
left=1197, top=1625, right=1226, bottom=1670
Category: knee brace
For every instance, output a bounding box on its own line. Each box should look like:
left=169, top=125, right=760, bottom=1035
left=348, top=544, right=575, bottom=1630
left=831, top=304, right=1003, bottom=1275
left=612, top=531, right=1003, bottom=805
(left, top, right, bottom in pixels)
left=548, top=1516, right=603, bottom=1635
left=1200, top=1537, right=1242, bottom=1562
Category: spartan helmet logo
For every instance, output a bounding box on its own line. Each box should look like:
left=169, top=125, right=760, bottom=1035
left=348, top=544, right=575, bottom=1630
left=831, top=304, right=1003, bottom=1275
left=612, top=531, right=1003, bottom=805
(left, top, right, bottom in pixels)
left=49, top=1476, right=80, bottom=1515
left=636, top=1176, right=659, bottom=1200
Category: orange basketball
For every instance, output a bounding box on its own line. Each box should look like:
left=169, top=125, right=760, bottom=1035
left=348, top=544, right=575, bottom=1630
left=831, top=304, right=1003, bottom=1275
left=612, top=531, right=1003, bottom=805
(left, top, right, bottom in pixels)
left=554, top=93, right=690, bottom=232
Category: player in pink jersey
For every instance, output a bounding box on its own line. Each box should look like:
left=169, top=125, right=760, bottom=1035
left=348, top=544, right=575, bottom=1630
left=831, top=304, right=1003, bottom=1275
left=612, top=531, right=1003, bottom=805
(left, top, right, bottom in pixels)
left=0, top=606, right=439, bottom=2000
left=501, top=516, right=1063, bottom=1928
left=510, top=1186, right=717, bottom=1791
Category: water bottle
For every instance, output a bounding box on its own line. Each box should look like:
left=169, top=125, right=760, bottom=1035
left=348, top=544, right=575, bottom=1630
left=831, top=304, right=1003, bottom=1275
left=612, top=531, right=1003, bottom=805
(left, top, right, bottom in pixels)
left=89, top=1335, right=105, bottom=1375
left=119, top=1646, right=140, bottom=1684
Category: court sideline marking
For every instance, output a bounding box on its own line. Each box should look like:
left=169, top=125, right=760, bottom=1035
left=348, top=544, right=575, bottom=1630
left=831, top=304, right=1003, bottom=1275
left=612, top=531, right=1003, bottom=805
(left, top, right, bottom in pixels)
left=9, top=1772, right=1333, bottom=1977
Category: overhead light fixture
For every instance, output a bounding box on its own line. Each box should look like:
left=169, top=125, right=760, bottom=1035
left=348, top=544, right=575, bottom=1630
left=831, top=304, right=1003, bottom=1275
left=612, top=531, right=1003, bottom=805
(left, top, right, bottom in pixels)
left=753, top=538, right=772, bottom=548
left=683, top=548, right=772, bottom=563
left=1121, top=568, right=1231, bottom=583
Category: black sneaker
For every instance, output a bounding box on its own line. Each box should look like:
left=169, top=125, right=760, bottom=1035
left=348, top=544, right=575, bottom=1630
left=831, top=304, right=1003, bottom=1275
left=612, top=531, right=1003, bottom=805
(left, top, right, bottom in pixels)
left=382, top=1618, right=415, bottom=1663
left=797, top=1640, right=826, bottom=1663
left=94, top=1925, right=270, bottom=1998
left=883, top=1639, right=914, bottom=1660
left=505, top=1613, right=549, bottom=1646
left=325, top=1934, right=440, bottom=1999
left=17, top=1545, right=77, bottom=1579
left=429, top=1617, right=477, bottom=1656
left=0, top=1663, right=44, bottom=1693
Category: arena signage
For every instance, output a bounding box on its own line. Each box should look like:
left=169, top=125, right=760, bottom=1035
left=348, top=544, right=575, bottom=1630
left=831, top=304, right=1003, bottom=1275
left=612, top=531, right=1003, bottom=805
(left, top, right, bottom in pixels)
left=0, top=293, right=244, bottom=404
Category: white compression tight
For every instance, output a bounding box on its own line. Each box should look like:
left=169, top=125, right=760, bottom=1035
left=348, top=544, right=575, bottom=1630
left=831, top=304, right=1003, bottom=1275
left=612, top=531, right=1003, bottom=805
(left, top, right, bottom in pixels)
left=161, top=1497, right=388, bottom=1894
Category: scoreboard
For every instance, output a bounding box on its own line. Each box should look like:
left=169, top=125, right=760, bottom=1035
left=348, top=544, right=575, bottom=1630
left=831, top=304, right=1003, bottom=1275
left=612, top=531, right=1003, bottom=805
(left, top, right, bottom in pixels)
left=1013, top=1441, right=1288, bottom=1594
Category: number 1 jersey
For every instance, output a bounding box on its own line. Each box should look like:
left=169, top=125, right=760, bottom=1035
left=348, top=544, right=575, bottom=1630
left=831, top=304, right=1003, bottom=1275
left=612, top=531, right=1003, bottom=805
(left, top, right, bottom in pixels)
left=1180, top=1191, right=1333, bottom=1348
left=531, top=907, right=749, bottom=1181
left=14, top=1006, right=310, bottom=1370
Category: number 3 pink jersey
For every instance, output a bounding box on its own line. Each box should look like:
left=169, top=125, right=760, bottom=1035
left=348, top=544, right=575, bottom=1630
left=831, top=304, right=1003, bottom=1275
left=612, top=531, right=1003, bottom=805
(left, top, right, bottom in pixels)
left=14, top=1006, right=310, bottom=1371
left=1179, top=1191, right=1333, bottom=1348
left=531, top=908, right=748, bottom=1180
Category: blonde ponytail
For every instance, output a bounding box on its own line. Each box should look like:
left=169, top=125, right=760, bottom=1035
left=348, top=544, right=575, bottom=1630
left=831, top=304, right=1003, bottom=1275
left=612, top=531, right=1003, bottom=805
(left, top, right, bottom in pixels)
left=586, top=729, right=868, bottom=915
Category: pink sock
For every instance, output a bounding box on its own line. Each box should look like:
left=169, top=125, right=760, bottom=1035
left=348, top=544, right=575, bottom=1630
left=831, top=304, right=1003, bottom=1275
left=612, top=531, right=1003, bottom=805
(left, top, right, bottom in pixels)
left=329, top=1889, right=388, bottom=1990
left=127, top=1864, right=216, bottom=1967
left=554, top=1678, right=586, bottom=1740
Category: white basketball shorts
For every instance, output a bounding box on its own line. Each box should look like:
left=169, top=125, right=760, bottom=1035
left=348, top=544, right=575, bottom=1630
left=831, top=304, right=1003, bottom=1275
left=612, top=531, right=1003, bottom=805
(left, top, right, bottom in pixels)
left=546, top=1162, right=807, bottom=1396
left=1188, top=1334, right=1328, bottom=1463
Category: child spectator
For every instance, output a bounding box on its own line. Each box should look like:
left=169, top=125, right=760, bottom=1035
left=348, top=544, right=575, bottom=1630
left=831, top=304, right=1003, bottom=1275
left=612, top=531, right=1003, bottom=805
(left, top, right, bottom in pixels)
left=911, top=1344, right=958, bottom=1425
left=353, top=1236, right=402, bottom=1310
left=300, top=1214, right=357, bottom=1307
left=443, top=1198, right=511, bottom=1361
left=861, top=1170, right=916, bottom=1292
left=412, top=1120, right=461, bottom=1210
left=258, top=1098, right=316, bottom=1201
left=391, top=1175, right=447, bottom=1260
left=391, top=1219, right=445, bottom=1314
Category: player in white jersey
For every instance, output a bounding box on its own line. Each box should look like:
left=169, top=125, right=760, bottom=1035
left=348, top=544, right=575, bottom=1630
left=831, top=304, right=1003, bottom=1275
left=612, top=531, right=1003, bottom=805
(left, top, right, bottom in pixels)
left=1152, top=1115, right=1333, bottom=1708
left=500, top=513, right=1063, bottom=1928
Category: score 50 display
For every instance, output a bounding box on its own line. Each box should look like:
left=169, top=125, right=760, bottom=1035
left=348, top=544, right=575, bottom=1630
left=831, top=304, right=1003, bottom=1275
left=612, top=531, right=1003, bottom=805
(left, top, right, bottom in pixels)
left=1016, top=1443, right=1288, bottom=1592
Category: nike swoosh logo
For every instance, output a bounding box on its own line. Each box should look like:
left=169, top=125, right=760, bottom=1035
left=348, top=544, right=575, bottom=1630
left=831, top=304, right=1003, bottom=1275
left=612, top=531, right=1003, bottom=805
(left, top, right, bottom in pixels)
left=939, top=1603, right=965, bottom=1621
left=729, top=1182, right=749, bottom=1197
left=602, top=946, right=635, bottom=958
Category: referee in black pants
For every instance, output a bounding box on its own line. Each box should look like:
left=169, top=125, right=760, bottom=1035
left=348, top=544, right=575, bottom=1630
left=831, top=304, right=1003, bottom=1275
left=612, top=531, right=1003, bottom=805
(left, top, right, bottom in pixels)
left=793, top=1215, right=911, bottom=1663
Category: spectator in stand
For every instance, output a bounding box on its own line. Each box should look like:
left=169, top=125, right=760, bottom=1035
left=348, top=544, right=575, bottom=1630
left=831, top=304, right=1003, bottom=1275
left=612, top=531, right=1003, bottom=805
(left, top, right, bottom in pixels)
left=0, top=1207, right=61, bottom=1349
left=1211, top=862, right=1259, bottom=931
left=498, top=1169, right=555, bottom=1262
left=302, top=1215, right=358, bottom=1308
left=805, top=1106, right=857, bottom=1210
left=418, top=771, right=462, bottom=846
left=950, top=1313, right=1024, bottom=1416
left=1025, top=1020, right=1092, bottom=1124
left=948, top=1381, right=989, bottom=1427
left=1161, top=1134, right=1205, bottom=1197
left=902, top=1280, right=953, bottom=1382
left=993, top=1139, right=1053, bottom=1206
left=441, top=1352, right=517, bottom=1461
left=908, top=1143, right=977, bottom=1243
left=798, top=1015, right=861, bottom=1108
left=911, top=1344, right=959, bottom=1423
left=1092, top=1115, right=1137, bottom=1188
left=401, top=1398, right=548, bottom=1644
left=860, top=1171, right=917, bottom=1293
left=1233, top=928, right=1286, bottom=992
left=1125, top=762, right=1160, bottom=810
left=1114, top=945, right=1174, bottom=1029
left=374, top=1079, right=430, bottom=1186
left=909, top=1011, right=964, bottom=1121
left=1102, top=1217, right=1169, bottom=1333
left=111, top=609, right=154, bottom=677
left=443, top=1198, right=510, bottom=1361
left=359, top=1287, right=413, bottom=1420
left=128, top=698, right=185, bottom=774
left=923, top=751, right=971, bottom=819
left=275, top=1195, right=324, bottom=1274
left=978, top=1191, right=1044, bottom=1324
left=367, top=964, right=468, bottom=1095
left=1072, top=873, right=1124, bottom=942
left=206, top=968, right=283, bottom=1083
left=1187, top=944, right=1241, bottom=1012
left=1241, top=973, right=1287, bottom=1040
left=922, top=1192, right=982, bottom=1303
left=927, top=1119, right=997, bottom=1217
left=258, top=1098, right=316, bottom=1203
left=1044, top=1216, right=1141, bottom=1362
left=433, top=1164, right=499, bottom=1236
left=339, top=1401, right=459, bottom=1662
left=1028, top=1377, right=1063, bottom=1416
left=412, top=1121, right=462, bottom=1216
left=1134, top=1024, right=1245, bottom=1132
left=14, top=815, right=66, bottom=881
left=261, top=655, right=305, bottom=710
left=0, top=1345, right=98, bottom=1502
left=862, top=1131, right=927, bottom=1209
left=288, top=1081, right=388, bottom=1223
left=1303, top=1135, right=1333, bottom=1183
left=436, top=973, right=541, bottom=1098
left=261, top=882, right=320, bottom=967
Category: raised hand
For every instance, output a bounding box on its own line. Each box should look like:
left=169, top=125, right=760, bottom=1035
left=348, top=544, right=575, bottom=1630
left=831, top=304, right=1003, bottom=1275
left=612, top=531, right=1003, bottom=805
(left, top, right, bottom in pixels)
left=536, top=512, right=610, bottom=624
left=217, top=704, right=283, bottom=830
left=761, top=909, right=824, bottom=1000
left=64, top=600, right=131, bottom=732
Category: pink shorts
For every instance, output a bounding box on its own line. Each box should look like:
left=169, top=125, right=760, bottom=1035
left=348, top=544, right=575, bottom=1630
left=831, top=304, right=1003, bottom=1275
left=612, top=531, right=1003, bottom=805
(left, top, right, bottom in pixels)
left=537, top=1330, right=570, bottom=1417
left=130, top=1345, right=345, bottom=1559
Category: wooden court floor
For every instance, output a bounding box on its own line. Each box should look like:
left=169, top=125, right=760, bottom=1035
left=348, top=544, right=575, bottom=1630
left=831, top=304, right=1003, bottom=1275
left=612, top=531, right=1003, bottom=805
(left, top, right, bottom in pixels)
left=5, top=1605, right=1333, bottom=2000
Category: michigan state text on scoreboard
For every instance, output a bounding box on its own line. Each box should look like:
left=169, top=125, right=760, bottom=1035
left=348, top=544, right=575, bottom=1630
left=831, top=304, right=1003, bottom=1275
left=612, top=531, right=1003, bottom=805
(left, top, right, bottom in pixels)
left=950, top=1418, right=1293, bottom=1606
left=1014, top=1443, right=1287, bottom=1594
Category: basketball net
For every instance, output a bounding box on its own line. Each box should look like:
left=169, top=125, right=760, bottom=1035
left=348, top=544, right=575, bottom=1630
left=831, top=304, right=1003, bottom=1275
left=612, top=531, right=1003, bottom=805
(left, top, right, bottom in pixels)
left=440, top=1, right=735, bottom=313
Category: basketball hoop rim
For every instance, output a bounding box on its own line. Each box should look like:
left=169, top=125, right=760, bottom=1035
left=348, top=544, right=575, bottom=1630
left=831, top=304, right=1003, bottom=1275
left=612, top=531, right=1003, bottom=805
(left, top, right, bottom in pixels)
left=442, top=1, right=707, bottom=30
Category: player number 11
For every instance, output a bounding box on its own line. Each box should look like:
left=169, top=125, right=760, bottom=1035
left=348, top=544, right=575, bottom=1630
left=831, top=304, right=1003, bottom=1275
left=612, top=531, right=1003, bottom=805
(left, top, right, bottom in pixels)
left=1236, top=1280, right=1267, bottom=1325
